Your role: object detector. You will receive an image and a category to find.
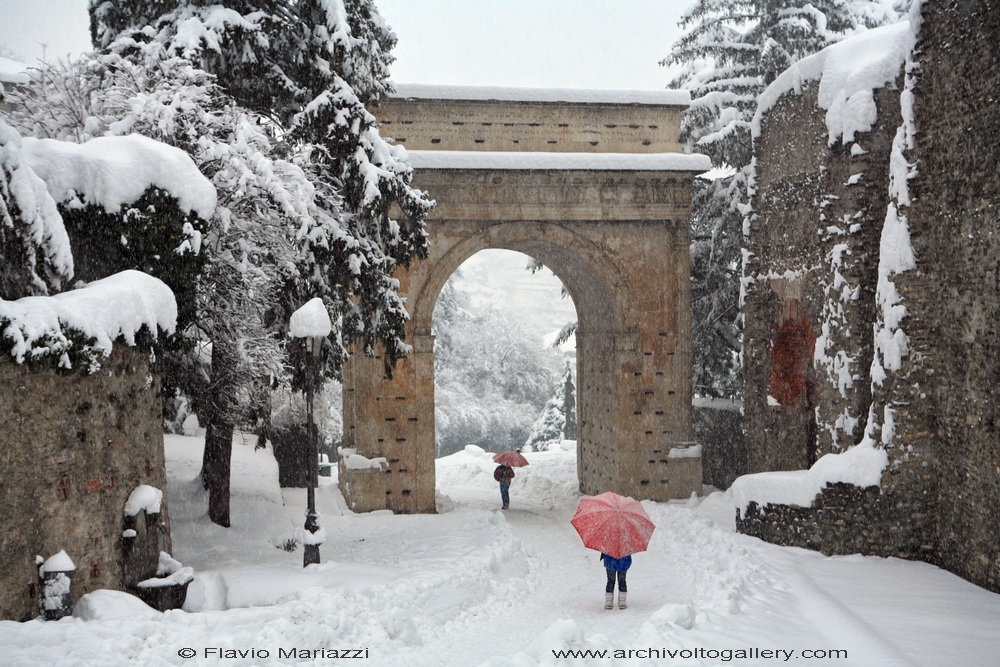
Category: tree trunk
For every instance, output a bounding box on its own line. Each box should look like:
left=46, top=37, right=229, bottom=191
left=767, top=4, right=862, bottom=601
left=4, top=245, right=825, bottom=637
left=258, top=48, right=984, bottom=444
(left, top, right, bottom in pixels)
left=200, top=338, right=239, bottom=527
left=202, top=420, right=234, bottom=527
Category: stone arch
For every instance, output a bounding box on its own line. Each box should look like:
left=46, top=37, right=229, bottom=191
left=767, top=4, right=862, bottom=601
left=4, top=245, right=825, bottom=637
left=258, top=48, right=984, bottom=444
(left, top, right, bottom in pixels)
left=410, top=221, right=636, bottom=338
left=338, top=86, right=709, bottom=514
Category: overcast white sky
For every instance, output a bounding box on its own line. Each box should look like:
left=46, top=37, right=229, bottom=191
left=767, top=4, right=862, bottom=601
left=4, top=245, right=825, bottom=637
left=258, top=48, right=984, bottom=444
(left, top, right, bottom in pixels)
left=1, top=0, right=687, bottom=90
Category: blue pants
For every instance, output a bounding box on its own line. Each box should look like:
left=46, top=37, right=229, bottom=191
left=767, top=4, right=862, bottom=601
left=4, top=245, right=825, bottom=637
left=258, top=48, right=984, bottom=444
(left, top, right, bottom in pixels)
left=606, top=568, right=627, bottom=593
left=500, top=483, right=510, bottom=507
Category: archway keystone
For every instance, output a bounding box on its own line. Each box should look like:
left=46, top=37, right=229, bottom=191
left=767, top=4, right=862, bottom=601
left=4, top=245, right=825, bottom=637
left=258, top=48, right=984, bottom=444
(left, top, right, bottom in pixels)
left=339, top=85, right=711, bottom=513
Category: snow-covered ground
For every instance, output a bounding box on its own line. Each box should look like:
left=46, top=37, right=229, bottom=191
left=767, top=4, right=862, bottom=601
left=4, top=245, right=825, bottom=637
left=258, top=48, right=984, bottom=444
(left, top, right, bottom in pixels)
left=2, top=434, right=999, bottom=666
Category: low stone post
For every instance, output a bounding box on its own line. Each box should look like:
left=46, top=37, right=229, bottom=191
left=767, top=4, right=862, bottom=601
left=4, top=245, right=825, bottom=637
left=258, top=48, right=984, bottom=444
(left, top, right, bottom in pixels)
left=37, top=551, right=75, bottom=620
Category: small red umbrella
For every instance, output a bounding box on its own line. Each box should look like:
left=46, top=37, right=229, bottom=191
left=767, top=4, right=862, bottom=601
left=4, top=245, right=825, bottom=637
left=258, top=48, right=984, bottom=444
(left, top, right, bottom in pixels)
left=493, top=451, right=529, bottom=467
left=570, top=492, right=655, bottom=559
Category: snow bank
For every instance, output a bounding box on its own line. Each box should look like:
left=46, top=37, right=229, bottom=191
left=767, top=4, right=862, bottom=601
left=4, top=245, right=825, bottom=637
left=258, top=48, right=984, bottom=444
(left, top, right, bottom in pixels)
left=392, top=83, right=691, bottom=106
left=73, top=590, right=161, bottom=621
left=730, top=440, right=888, bottom=511
left=20, top=134, right=216, bottom=218
left=288, top=297, right=332, bottom=338
left=752, top=21, right=917, bottom=146
left=0, top=270, right=177, bottom=367
left=405, top=150, right=712, bottom=172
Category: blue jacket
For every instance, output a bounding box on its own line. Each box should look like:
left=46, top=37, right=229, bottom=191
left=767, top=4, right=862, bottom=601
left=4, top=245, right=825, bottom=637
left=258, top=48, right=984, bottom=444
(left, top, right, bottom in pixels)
left=601, top=554, right=632, bottom=571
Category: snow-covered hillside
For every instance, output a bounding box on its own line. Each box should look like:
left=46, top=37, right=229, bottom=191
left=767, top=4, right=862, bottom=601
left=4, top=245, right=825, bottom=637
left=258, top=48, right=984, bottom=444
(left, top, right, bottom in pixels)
left=2, top=434, right=998, bottom=666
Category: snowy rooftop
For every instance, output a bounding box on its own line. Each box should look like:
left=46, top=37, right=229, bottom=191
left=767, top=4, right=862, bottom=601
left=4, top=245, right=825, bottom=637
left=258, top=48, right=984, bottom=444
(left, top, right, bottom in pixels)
left=392, top=83, right=691, bottom=106
left=405, top=150, right=712, bottom=172
left=0, top=56, right=29, bottom=85
left=753, top=20, right=917, bottom=144
left=0, top=270, right=177, bottom=368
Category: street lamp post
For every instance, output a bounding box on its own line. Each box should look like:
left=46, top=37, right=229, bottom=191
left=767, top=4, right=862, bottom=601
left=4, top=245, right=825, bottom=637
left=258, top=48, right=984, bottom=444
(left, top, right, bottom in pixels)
left=289, top=298, right=332, bottom=568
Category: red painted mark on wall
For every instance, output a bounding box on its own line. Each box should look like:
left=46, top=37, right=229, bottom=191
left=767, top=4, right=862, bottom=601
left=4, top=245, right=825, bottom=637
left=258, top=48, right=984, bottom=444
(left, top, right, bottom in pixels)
left=768, top=299, right=817, bottom=408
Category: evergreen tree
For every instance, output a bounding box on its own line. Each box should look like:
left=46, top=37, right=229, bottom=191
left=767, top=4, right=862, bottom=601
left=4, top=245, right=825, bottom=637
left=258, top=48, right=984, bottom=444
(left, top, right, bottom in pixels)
left=0, top=119, right=74, bottom=299
left=523, top=390, right=565, bottom=452
left=663, top=0, right=897, bottom=398
left=432, top=278, right=563, bottom=456
left=523, top=362, right=577, bottom=452
left=89, top=0, right=432, bottom=377
left=84, top=0, right=432, bottom=524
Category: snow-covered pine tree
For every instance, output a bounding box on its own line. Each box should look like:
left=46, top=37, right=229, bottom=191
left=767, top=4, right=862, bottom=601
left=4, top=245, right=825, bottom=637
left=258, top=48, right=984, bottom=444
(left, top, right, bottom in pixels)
left=89, top=0, right=433, bottom=378
left=7, top=39, right=359, bottom=525
left=663, top=0, right=897, bottom=398
left=85, top=0, right=432, bottom=524
left=523, top=363, right=577, bottom=452
left=523, top=391, right=565, bottom=452
left=0, top=119, right=74, bottom=299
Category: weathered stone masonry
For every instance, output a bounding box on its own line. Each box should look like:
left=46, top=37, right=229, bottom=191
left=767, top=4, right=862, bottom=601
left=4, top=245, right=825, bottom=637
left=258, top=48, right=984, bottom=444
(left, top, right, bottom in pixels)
left=0, top=346, right=171, bottom=620
left=739, top=3, right=1000, bottom=594
left=339, top=89, right=707, bottom=513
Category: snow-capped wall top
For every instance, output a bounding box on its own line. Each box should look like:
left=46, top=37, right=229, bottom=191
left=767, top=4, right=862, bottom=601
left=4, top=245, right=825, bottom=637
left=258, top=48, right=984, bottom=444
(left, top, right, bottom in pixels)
left=392, top=83, right=691, bottom=106
left=20, top=134, right=217, bottom=219
left=753, top=20, right=917, bottom=145
left=405, top=150, right=712, bottom=172
left=0, top=270, right=177, bottom=367
left=730, top=440, right=888, bottom=512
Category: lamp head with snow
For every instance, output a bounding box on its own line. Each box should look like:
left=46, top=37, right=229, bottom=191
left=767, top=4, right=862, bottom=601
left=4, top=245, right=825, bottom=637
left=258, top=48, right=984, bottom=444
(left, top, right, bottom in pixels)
left=289, top=297, right=332, bottom=356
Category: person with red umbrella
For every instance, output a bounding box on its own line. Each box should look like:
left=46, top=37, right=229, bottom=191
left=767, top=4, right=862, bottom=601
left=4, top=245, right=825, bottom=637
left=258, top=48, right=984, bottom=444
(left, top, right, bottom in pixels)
left=492, top=451, right=528, bottom=510
left=570, top=491, right=655, bottom=610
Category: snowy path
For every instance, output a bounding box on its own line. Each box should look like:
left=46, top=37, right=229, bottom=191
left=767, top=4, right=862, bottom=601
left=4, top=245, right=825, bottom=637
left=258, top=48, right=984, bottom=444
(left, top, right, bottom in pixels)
left=2, top=436, right=1000, bottom=667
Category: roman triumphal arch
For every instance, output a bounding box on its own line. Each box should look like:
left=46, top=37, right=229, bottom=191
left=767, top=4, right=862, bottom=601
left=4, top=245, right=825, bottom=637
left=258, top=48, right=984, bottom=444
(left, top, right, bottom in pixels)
left=339, top=84, right=711, bottom=513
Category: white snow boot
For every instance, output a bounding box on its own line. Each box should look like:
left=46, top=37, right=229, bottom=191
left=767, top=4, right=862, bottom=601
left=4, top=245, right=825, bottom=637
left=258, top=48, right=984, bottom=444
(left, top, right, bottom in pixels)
left=618, top=592, right=627, bottom=610
left=605, top=593, right=614, bottom=610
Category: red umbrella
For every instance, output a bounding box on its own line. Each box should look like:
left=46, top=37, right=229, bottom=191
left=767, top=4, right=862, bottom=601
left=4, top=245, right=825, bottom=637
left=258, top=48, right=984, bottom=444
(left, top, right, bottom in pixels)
left=570, top=492, right=655, bottom=559
left=493, top=451, right=529, bottom=467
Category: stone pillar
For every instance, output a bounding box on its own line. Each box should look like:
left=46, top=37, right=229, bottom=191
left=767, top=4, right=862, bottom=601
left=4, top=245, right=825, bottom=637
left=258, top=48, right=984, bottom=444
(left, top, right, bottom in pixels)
left=339, top=334, right=437, bottom=514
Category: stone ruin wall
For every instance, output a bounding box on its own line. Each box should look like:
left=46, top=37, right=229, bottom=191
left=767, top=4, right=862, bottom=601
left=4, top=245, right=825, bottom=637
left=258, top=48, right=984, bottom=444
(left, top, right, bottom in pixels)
left=0, top=346, right=171, bottom=620
left=893, top=0, right=1000, bottom=593
left=740, top=2, right=1000, bottom=594
left=744, top=81, right=900, bottom=473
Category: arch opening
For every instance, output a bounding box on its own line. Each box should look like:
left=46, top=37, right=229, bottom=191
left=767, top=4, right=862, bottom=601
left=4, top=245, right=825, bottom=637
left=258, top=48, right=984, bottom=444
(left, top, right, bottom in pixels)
left=431, top=249, right=576, bottom=461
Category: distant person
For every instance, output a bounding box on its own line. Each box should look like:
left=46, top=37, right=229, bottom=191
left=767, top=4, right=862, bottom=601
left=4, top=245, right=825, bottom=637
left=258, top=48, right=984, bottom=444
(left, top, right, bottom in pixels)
left=493, top=464, right=515, bottom=509
left=601, top=552, right=631, bottom=609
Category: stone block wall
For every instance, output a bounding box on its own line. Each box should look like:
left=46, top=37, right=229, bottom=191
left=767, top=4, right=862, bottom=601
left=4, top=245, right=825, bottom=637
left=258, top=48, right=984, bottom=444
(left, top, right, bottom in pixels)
left=736, top=480, right=936, bottom=560
left=0, top=346, right=171, bottom=620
